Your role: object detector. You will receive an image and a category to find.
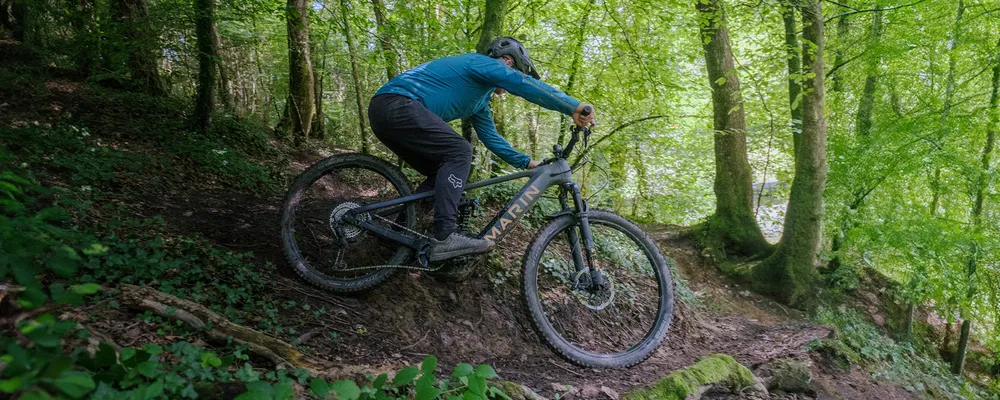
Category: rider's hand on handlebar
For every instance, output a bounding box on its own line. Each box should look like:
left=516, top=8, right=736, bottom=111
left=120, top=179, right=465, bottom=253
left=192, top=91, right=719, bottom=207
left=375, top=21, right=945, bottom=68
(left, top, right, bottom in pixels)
left=527, top=159, right=541, bottom=169
left=573, top=103, right=595, bottom=128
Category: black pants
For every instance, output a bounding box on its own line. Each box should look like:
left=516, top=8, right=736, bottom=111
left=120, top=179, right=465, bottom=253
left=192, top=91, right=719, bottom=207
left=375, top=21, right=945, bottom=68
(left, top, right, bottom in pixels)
left=368, top=94, right=472, bottom=240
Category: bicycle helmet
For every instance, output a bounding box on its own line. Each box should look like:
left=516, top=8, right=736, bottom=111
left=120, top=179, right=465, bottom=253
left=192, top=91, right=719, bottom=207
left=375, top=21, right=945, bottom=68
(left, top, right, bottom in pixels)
left=486, top=36, right=540, bottom=79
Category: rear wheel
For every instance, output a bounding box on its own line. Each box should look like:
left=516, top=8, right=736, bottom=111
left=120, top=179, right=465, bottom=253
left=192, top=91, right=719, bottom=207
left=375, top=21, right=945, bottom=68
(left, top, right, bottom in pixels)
left=522, top=210, right=674, bottom=368
left=280, top=153, right=415, bottom=294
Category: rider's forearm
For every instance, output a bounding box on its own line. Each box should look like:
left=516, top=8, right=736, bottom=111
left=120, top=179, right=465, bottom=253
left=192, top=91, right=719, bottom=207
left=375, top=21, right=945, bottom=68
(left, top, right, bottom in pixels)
left=470, top=109, right=531, bottom=169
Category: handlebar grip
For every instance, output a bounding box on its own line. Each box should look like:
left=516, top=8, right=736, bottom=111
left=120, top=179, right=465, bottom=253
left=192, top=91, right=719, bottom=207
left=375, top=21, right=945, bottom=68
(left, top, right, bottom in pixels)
left=581, top=105, right=593, bottom=116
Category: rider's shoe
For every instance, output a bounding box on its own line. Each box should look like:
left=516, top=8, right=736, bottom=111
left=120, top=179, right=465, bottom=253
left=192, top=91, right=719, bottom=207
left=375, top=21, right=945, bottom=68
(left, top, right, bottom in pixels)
left=428, top=233, right=493, bottom=261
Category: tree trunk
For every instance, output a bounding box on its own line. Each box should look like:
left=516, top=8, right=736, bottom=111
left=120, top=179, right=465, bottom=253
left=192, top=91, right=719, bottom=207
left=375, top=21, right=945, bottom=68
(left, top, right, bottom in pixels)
left=214, top=28, right=234, bottom=112
left=118, top=0, right=163, bottom=94
left=528, top=108, right=539, bottom=158
left=696, top=0, right=770, bottom=256
left=194, top=0, right=218, bottom=132
left=904, top=303, right=915, bottom=341
left=752, top=0, right=827, bottom=305
left=828, top=8, right=884, bottom=270
left=341, top=0, right=368, bottom=153
left=782, top=0, right=803, bottom=153
left=558, top=0, right=595, bottom=144
left=953, top=33, right=998, bottom=377
left=371, top=0, right=398, bottom=79
left=275, top=0, right=316, bottom=146
left=463, top=0, right=506, bottom=146
left=854, top=8, right=883, bottom=137
left=830, top=7, right=849, bottom=93
left=4, top=0, right=27, bottom=41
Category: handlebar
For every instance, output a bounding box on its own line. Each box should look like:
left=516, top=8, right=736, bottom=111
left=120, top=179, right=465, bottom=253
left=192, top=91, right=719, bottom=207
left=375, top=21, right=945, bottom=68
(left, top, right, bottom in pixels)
left=541, top=105, right=594, bottom=166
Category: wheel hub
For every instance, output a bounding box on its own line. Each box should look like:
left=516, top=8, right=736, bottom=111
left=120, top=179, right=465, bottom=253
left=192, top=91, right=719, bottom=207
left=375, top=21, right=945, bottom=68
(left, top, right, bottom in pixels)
left=329, top=202, right=368, bottom=240
left=573, top=270, right=615, bottom=310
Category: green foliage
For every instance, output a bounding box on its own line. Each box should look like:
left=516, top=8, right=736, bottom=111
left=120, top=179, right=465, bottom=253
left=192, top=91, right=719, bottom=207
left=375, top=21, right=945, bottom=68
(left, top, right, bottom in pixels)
left=308, top=356, right=509, bottom=400
left=0, top=169, right=100, bottom=308
left=810, top=306, right=990, bottom=399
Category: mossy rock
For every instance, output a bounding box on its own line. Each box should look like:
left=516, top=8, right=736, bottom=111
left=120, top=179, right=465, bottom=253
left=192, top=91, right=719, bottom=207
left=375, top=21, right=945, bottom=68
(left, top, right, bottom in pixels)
left=767, top=358, right=813, bottom=393
left=622, top=354, right=756, bottom=400
left=497, top=381, right=544, bottom=400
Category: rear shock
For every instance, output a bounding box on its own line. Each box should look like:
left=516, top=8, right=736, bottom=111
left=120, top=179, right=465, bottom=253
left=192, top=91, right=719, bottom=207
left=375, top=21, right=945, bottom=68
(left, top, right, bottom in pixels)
left=456, top=195, right=480, bottom=235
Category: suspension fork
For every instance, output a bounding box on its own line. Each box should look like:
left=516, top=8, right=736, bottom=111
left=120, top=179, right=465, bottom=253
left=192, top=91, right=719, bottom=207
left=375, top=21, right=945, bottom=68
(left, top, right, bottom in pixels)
left=561, top=182, right=606, bottom=289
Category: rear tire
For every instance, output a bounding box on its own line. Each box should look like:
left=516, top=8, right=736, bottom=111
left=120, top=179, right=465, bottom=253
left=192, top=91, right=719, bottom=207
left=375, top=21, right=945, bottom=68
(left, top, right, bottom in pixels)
left=280, top=153, right=414, bottom=294
left=521, top=210, right=674, bottom=368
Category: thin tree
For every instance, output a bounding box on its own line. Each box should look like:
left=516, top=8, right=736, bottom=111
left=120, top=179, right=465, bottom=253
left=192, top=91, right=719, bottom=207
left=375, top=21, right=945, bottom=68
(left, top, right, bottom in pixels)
left=752, top=0, right=827, bottom=305
left=371, top=0, right=399, bottom=80
left=557, top=0, right=596, bottom=145
left=695, top=0, right=770, bottom=256
left=275, top=0, right=316, bottom=146
left=340, top=0, right=368, bottom=153
left=118, top=0, right=163, bottom=94
left=461, top=0, right=506, bottom=144
left=194, top=0, right=218, bottom=132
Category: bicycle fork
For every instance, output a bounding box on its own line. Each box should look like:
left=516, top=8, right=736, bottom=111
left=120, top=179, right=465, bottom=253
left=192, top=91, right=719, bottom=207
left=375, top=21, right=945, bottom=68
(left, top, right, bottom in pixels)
left=560, top=182, right=607, bottom=291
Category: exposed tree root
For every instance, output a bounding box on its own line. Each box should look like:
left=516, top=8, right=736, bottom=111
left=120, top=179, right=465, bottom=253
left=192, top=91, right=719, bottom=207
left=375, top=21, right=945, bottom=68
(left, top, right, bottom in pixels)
left=120, top=284, right=354, bottom=377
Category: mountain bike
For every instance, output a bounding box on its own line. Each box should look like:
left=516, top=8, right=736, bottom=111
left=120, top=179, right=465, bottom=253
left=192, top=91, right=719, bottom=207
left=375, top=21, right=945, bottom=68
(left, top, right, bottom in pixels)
left=280, top=108, right=674, bottom=368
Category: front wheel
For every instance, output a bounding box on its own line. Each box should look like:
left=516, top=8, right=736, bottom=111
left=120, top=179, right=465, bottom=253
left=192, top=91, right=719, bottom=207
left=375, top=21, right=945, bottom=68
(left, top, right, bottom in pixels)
left=522, top=210, right=674, bottom=368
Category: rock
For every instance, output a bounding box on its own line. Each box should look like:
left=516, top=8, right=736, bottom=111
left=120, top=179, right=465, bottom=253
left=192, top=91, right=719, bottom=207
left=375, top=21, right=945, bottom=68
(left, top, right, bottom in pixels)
left=764, top=358, right=813, bottom=394
left=621, top=354, right=760, bottom=400
left=580, top=385, right=601, bottom=398
left=600, top=386, right=620, bottom=400
left=498, top=381, right=546, bottom=400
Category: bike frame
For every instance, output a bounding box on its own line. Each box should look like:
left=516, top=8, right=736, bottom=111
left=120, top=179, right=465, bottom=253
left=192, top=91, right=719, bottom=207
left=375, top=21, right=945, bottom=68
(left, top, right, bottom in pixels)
left=345, top=155, right=602, bottom=284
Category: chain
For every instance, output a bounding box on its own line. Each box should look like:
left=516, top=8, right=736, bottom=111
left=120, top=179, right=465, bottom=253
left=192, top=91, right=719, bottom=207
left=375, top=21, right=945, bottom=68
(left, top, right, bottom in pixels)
left=325, top=206, right=444, bottom=273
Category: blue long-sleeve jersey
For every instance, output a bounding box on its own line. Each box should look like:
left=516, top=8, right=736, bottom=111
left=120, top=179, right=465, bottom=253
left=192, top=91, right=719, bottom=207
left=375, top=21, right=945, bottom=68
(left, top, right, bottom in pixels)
left=374, top=53, right=581, bottom=169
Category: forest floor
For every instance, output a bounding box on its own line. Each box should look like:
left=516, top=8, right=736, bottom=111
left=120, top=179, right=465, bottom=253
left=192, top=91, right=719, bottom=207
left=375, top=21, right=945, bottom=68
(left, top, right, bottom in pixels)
left=0, top=40, right=932, bottom=399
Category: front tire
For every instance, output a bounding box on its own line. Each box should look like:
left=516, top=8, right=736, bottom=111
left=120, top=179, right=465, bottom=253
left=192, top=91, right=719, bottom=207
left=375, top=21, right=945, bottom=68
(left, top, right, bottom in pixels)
left=522, top=210, right=674, bottom=368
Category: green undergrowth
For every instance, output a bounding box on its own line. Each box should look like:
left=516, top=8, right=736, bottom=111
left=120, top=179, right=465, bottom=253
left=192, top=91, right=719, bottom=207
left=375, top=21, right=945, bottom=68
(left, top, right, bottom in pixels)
left=622, top=354, right=755, bottom=400
left=809, top=306, right=993, bottom=399
left=1, top=102, right=285, bottom=194
left=1, top=155, right=510, bottom=400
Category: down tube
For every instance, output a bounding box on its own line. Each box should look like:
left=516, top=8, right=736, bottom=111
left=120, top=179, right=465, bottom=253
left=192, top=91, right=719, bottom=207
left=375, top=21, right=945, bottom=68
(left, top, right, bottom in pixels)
left=477, top=170, right=568, bottom=242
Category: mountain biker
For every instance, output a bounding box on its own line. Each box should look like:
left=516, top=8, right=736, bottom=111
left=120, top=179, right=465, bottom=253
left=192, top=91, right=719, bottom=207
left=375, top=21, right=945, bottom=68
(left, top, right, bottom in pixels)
left=368, top=36, right=595, bottom=262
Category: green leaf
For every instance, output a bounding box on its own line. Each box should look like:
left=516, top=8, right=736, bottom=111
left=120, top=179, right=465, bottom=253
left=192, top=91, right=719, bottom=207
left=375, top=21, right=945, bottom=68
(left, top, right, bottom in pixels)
left=120, top=348, right=136, bottom=362
left=415, top=374, right=439, bottom=400
left=0, top=376, right=24, bottom=392
left=274, top=381, right=294, bottom=400
left=473, top=365, right=497, bottom=379
left=489, top=386, right=512, bottom=400
left=421, top=354, right=437, bottom=374
left=714, top=76, right=726, bottom=85
left=69, top=283, right=102, bottom=295
left=141, top=344, right=163, bottom=356
left=143, top=379, right=164, bottom=400
left=392, top=366, right=420, bottom=387
left=95, top=343, right=118, bottom=368
left=451, top=363, right=474, bottom=378
left=331, top=380, right=361, bottom=400
left=137, top=360, right=159, bottom=378
left=467, top=375, right=487, bottom=396
left=51, top=371, right=96, bottom=399
left=372, top=373, right=388, bottom=389
left=201, top=352, right=223, bottom=368
left=310, top=378, right=331, bottom=398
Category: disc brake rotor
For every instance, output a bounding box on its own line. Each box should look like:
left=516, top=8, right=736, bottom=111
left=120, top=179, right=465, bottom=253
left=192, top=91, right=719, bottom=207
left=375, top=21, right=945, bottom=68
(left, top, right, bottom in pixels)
left=573, top=270, right=616, bottom=311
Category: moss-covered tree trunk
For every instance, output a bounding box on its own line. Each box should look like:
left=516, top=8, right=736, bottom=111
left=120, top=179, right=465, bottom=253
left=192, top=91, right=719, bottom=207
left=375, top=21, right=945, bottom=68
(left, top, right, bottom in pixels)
left=696, top=0, right=770, bottom=257
left=214, top=28, right=234, bottom=113
left=830, top=6, right=849, bottom=93
left=118, top=0, right=163, bottom=94
left=954, top=33, right=996, bottom=378
left=752, top=0, right=827, bottom=305
left=528, top=108, right=539, bottom=158
left=275, top=0, right=316, bottom=146
left=194, top=0, right=218, bottom=133
left=341, top=0, right=368, bottom=153
left=461, top=0, right=505, bottom=144
left=781, top=0, right=802, bottom=154
left=371, top=0, right=398, bottom=80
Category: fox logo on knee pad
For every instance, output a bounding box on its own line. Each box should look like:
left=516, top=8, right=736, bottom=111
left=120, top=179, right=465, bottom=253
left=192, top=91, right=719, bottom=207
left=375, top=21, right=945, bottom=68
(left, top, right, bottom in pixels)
left=448, top=174, right=463, bottom=189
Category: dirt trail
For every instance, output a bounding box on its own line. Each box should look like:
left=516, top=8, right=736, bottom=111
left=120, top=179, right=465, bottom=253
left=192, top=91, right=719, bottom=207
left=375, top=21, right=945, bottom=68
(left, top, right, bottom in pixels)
left=135, top=153, right=918, bottom=399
